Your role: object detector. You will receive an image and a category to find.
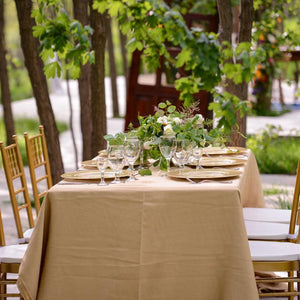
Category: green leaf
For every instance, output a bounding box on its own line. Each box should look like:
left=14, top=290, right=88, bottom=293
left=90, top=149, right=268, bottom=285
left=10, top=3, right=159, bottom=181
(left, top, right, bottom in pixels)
left=158, top=102, right=167, bottom=109
left=93, top=1, right=108, bottom=13
left=108, top=1, right=124, bottom=17
left=138, top=169, right=152, bottom=176
left=44, top=61, right=61, bottom=79
left=175, top=48, right=191, bottom=68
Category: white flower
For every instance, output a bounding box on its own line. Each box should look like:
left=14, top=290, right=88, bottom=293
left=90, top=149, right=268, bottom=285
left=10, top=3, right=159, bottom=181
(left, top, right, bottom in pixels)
left=267, top=34, right=276, bottom=44
left=143, top=140, right=152, bottom=150
left=195, top=114, right=204, bottom=126
left=163, top=124, right=175, bottom=136
left=172, top=117, right=182, bottom=125
left=157, top=116, right=168, bottom=125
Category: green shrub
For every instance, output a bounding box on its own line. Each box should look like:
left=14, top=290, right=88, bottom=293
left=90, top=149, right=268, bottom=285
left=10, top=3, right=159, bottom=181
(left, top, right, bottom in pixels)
left=247, top=125, right=300, bottom=174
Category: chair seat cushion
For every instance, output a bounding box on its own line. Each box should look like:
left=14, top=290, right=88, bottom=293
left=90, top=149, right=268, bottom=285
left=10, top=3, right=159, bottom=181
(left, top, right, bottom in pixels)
left=243, top=207, right=291, bottom=224
left=24, top=228, right=34, bottom=243
left=245, top=220, right=298, bottom=240
left=0, top=244, right=28, bottom=263
left=249, top=241, right=300, bottom=261
left=18, top=228, right=34, bottom=244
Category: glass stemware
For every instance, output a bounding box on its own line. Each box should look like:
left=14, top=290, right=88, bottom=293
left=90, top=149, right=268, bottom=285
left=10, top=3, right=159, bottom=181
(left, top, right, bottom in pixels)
left=159, top=135, right=177, bottom=173
left=124, top=138, right=141, bottom=181
left=173, top=139, right=193, bottom=172
left=192, top=145, right=203, bottom=170
left=96, top=153, right=108, bottom=186
left=107, top=145, right=125, bottom=184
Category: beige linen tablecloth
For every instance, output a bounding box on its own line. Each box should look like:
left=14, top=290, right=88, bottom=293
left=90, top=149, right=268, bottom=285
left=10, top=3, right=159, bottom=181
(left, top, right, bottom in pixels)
left=17, top=150, right=264, bottom=300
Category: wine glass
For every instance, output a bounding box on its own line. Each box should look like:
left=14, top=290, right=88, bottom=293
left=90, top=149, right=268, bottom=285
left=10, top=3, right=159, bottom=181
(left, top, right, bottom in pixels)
left=192, top=145, right=203, bottom=170
left=173, top=139, right=193, bottom=171
left=107, top=145, right=125, bottom=184
left=124, top=138, right=141, bottom=181
left=96, top=153, right=108, bottom=186
left=159, top=135, right=177, bottom=173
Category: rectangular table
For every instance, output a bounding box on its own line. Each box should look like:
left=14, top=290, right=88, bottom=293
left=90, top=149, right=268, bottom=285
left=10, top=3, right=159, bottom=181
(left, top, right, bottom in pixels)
left=18, top=149, right=264, bottom=300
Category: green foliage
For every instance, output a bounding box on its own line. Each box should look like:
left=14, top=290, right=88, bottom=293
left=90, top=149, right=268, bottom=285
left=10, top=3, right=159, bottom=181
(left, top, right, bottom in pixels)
left=251, top=0, right=300, bottom=114
left=138, top=168, right=152, bottom=176
left=247, top=125, right=300, bottom=174
left=222, top=42, right=265, bottom=85
left=104, top=132, right=126, bottom=145
left=209, top=92, right=250, bottom=136
left=32, top=0, right=94, bottom=79
left=93, top=0, right=222, bottom=103
left=127, top=101, right=226, bottom=170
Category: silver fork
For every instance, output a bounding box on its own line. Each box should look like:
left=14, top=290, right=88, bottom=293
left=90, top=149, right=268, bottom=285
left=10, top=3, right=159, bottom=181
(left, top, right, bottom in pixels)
left=186, top=178, right=233, bottom=184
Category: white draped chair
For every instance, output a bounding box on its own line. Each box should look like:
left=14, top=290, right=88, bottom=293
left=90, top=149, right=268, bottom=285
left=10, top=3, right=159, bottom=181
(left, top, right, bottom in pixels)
left=245, top=158, right=300, bottom=242
left=0, top=209, right=27, bottom=299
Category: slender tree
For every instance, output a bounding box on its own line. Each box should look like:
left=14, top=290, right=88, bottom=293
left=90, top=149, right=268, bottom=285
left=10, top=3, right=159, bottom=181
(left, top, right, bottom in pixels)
left=0, top=0, right=15, bottom=145
left=106, top=16, right=119, bottom=117
left=73, top=0, right=93, bottom=161
left=90, top=0, right=107, bottom=155
left=14, top=0, right=64, bottom=184
left=217, top=0, right=254, bottom=146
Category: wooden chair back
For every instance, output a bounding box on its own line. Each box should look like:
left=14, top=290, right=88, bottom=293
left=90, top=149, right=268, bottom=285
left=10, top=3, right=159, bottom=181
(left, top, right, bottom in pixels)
left=24, top=125, right=53, bottom=215
left=0, top=136, right=34, bottom=240
left=0, top=208, right=5, bottom=247
left=289, top=157, right=300, bottom=238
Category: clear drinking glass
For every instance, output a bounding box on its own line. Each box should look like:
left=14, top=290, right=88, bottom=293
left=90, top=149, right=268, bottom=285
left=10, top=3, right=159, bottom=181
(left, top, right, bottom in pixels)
left=107, top=145, right=125, bottom=184
left=192, top=145, right=203, bottom=170
left=173, top=139, right=193, bottom=171
left=124, top=138, right=141, bottom=181
left=96, top=153, right=108, bottom=186
left=159, top=135, right=177, bottom=173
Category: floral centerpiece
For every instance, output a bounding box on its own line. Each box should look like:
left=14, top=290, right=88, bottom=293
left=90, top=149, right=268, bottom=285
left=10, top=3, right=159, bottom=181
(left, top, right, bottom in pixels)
left=105, top=101, right=226, bottom=171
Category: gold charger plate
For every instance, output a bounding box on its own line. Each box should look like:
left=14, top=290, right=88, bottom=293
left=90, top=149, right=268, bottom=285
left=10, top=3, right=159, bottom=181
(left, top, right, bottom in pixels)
left=81, top=159, right=139, bottom=168
left=167, top=168, right=241, bottom=179
left=61, top=169, right=131, bottom=180
left=203, top=147, right=247, bottom=156
left=81, top=160, right=98, bottom=168
left=187, top=157, right=246, bottom=167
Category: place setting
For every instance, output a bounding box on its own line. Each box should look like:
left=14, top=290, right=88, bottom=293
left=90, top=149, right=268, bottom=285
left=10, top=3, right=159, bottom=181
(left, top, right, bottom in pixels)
left=60, top=137, right=142, bottom=186
left=156, top=136, right=242, bottom=184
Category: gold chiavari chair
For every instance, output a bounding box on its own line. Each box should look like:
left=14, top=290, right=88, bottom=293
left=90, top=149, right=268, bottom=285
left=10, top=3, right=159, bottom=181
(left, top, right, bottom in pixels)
left=24, top=125, right=52, bottom=215
left=0, top=136, right=34, bottom=244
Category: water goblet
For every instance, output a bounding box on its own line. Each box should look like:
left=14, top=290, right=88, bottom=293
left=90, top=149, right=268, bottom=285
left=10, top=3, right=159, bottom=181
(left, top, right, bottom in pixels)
left=107, top=145, right=125, bottom=184
left=159, top=135, right=177, bottom=173
left=173, top=139, right=193, bottom=172
left=124, top=138, right=141, bottom=181
left=192, top=145, right=203, bottom=170
left=96, top=153, right=108, bottom=186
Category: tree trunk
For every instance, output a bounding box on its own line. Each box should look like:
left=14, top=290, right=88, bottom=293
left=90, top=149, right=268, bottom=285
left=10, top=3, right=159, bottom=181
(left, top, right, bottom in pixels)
left=15, top=0, right=64, bottom=184
left=217, top=0, right=253, bottom=147
left=0, top=0, right=15, bottom=145
left=89, top=1, right=107, bottom=156
left=119, top=24, right=128, bottom=91
left=73, top=0, right=92, bottom=161
left=106, top=16, right=119, bottom=117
